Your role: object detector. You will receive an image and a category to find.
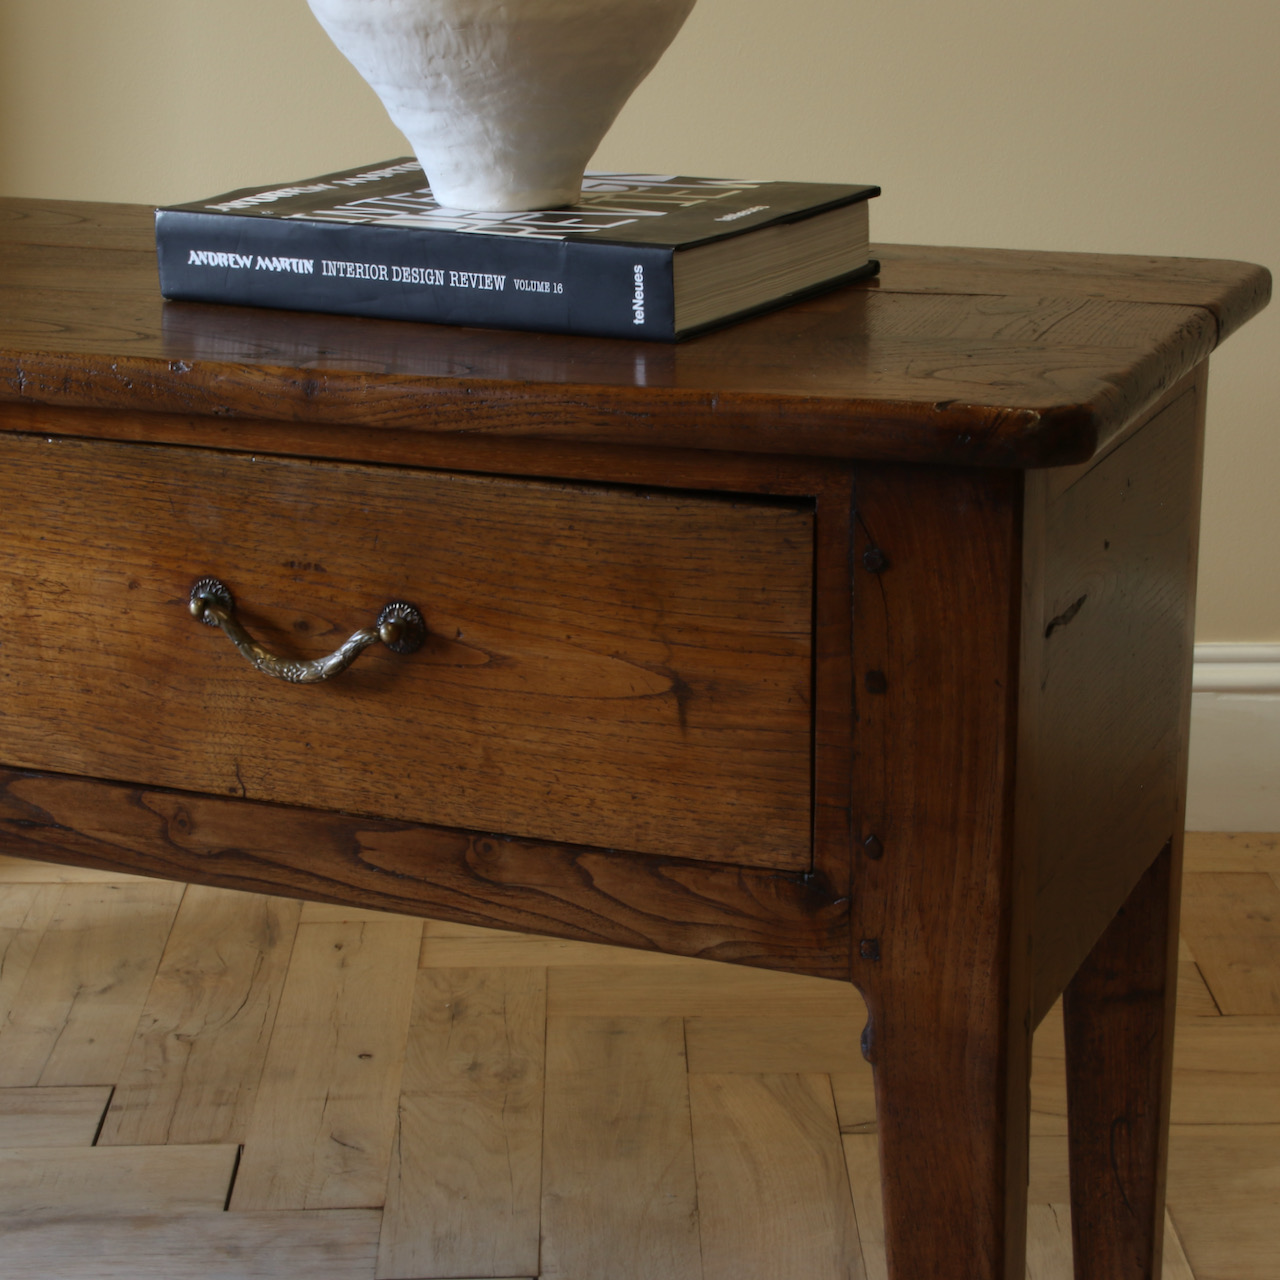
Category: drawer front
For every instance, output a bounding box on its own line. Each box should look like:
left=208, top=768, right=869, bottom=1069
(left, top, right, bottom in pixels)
left=0, top=434, right=813, bottom=869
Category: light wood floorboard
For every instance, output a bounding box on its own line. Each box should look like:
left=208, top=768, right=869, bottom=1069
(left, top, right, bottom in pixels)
left=830, top=1067, right=879, bottom=1135
left=547, top=962, right=864, bottom=1018
left=0, top=1142, right=238, bottom=1214
left=229, top=919, right=421, bottom=1212
left=0, top=884, right=62, bottom=1032
left=0, top=1086, right=111, bottom=1147
left=691, top=1072, right=862, bottom=1280
left=1180, top=872, right=1280, bottom=1014
left=421, top=931, right=706, bottom=969
left=0, top=882, right=183, bottom=1088
left=0, top=855, right=152, bottom=885
left=0, top=832, right=1273, bottom=1277
left=300, top=902, right=421, bottom=925
left=377, top=967, right=545, bottom=1280
left=1183, top=832, right=1280, bottom=874
left=685, top=1014, right=863, bottom=1074
left=1019, top=1206, right=1195, bottom=1280
left=1030, top=1001, right=1280, bottom=1129
left=0, top=1210, right=383, bottom=1279
left=1166, top=1125, right=1280, bottom=1280
left=540, top=1015, right=702, bottom=1280
left=841, top=1133, right=885, bottom=1280
left=100, top=885, right=301, bottom=1146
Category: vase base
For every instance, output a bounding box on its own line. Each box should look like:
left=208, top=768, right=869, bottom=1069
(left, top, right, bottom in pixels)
left=429, top=183, right=584, bottom=213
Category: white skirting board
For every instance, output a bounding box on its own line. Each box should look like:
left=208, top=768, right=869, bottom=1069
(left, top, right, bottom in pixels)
left=1186, top=644, right=1280, bottom=831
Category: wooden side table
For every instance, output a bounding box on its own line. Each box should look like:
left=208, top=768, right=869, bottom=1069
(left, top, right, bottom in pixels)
left=0, top=199, right=1270, bottom=1278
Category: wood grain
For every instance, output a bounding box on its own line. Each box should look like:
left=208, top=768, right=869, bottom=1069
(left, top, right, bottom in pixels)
left=841, top=1134, right=885, bottom=1280
left=1024, top=1204, right=1073, bottom=1279
left=0, top=867, right=1275, bottom=1275
left=0, top=432, right=813, bottom=870
left=1063, top=842, right=1179, bottom=1280
left=871, top=242, right=1271, bottom=345
left=0, top=1143, right=237, bottom=1214
left=0, top=768, right=851, bottom=977
left=0, top=1210, right=383, bottom=1279
left=830, top=1068, right=879, bottom=1136
left=1166, top=1124, right=1280, bottom=1280
left=1017, top=1204, right=1199, bottom=1279
left=1180, top=872, right=1280, bottom=1014
left=302, top=902, right=416, bottom=925
left=0, top=198, right=1265, bottom=342
left=1026, top=1135, right=1072, bottom=1203
left=1029, top=379, right=1204, bottom=1015
left=0, top=855, right=149, bottom=884
left=230, top=919, right=420, bottom=1211
left=421, top=930, right=701, bottom=967
left=377, top=967, right=545, bottom=1280
left=0, top=883, right=61, bottom=1029
left=0, top=198, right=158, bottom=250
left=0, top=1087, right=111, bottom=1147
left=98, top=885, right=301, bottom=1146
left=0, top=199, right=1269, bottom=469
left=1168, top=1018, right=1280, bottom=1125
left=1184, top=832, right=1280, bottom=875
left=1162, top=1213, right=1199, bottom=1280
left=0, top=882, right=183, bottom=1088
left=684, top=1015, right=864, bottom=1074
left=0, top=290, right=1215, bottom=468
left=1178, top=956, right=1221, bottom=1017
left=423, top=918, right=523, bottom=937
left=1033, top=1004, right=1280, bottom=1132
left=847, top=465, right=1030, bottom=1280
left=0, top=194, right=1273, bottom=1280
left=540, top=1015, right=701, bottom=1280
left=0, top=399, right=851, bottom=499
left=690, top=1073, right=862, bottom=1280
left=1028, top=1003, right=1072, bottom=1140
left=547, top=964, right=862, bottom=1018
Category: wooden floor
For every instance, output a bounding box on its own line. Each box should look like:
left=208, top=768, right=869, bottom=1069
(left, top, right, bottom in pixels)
left=0, top=833, right=1276, bottom=1279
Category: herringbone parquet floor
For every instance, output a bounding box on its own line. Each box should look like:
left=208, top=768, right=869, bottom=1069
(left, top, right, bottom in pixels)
left=0, top=832, right=1276, bottom=1278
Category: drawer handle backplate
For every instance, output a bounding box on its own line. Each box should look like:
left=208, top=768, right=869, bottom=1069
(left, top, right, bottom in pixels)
left=188, top=577, right=425, bottom=684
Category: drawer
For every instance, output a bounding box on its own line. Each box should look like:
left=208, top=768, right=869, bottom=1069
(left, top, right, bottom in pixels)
left=0, top=434, right=814, bottom=869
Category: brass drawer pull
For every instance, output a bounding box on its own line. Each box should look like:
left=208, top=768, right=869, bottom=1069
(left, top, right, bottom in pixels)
left=189, top=577, right=425, bottom=684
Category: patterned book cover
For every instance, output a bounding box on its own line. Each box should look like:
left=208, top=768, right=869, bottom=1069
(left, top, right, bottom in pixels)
left=157, top=159, right=878, bottom=340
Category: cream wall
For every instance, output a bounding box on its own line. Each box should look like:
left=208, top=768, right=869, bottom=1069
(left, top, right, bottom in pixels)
left=1, top=0, right=1276, bottom=640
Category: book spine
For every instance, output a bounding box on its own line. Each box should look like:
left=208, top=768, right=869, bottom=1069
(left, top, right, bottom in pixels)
left=155, top=211, right=676, bottom=341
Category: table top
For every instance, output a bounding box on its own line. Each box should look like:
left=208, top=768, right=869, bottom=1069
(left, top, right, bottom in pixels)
left=0, top=197, right=1269, bottom=468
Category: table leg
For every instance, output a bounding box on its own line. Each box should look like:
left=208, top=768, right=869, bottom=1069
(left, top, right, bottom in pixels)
left=1062, top=838, right=1180, bottom=1279
left=869, top=984, right=1033, bottom=1279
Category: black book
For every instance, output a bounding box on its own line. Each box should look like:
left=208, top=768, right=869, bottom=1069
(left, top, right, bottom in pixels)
left=155, top=159, right=878, bottom=341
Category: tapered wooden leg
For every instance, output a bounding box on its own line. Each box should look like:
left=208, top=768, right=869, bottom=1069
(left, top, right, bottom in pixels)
left=1063, top=838, right=1180, bottom=1280
left=870, top=986, right=1033, bottom=1279
left=849, top=464, right=1033, bottom=1279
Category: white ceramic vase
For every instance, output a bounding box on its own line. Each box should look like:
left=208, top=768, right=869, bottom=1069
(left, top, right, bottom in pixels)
left=307, top=0, right=697, bottom=211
